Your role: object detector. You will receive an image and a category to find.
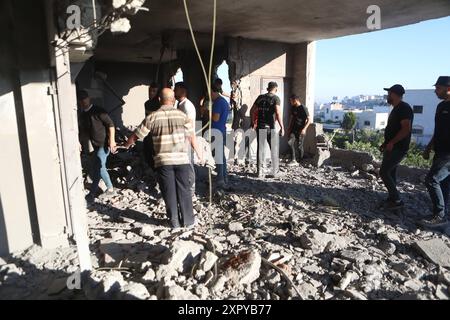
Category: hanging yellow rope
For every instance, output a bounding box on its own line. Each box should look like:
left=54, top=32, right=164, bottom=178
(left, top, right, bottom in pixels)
left=182, top=0, right=217, bottom=205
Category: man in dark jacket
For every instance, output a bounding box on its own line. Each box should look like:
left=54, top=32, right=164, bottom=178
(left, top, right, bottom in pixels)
left=422, top=76, right=450, bottom=227
left=78, top=90, right=117, bottom=202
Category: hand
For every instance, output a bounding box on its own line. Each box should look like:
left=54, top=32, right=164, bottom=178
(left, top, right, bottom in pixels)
left=280, top=128, right=285, bottom=137
left=109, top=141, right=118, bottom=154
left=300, top=129, right=307, bottom=136
left=379, top=143, right=386, bottom=153
left=385, top=142, right=394, bottom=153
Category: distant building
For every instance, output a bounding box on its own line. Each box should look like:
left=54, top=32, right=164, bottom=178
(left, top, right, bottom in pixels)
left=356, top=110, right=389, bottom=130
left=404, top=89, right=441, bottom=146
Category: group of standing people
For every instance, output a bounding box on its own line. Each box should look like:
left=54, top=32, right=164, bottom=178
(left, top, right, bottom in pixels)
left=77, top=75, right=450, bottom=230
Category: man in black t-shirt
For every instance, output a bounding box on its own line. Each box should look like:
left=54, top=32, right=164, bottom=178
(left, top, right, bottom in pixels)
left=422, top=76, right=450, bottom=226
left=250, top=82, right=285, bottom=179
left=287, top=95, right=310, bottom=164
left=379, top=84, right=413, bottom=210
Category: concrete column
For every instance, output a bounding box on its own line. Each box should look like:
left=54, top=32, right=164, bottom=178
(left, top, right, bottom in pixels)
left=292, top=41, right=316, bottom=122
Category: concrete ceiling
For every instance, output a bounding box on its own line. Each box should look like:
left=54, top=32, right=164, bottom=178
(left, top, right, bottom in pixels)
left=94, top=0, right=450, bottom=63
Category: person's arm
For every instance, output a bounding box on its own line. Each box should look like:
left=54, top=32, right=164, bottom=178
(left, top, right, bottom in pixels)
left=250, top=103, right=258, bottom=129
left=124, top=118, right=151, bottom=149
left=301, top=117, right=310, bottom=136
left=423, top=136, right=435, bottom=159
left=188, top=134, right=204, bottom=164
left=108, top=127, right=117, bottom=154
left=385, top=119, right=412, bottom=152
left=99, top=112, right=117, bottom=153
left=275, top=104, right=285, bottom=136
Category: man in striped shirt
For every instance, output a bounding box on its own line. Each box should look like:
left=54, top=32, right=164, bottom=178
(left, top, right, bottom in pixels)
left=124, top=88, right=203, bottom=229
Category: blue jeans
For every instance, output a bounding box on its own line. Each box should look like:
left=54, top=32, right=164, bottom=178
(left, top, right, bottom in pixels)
left=380, top=149, right=407, bottom=201
left=425, top=154, right=450, bottom=218
left=90, top=146, right=113, bottom=195
left=213, top=134, right=228, bottom=184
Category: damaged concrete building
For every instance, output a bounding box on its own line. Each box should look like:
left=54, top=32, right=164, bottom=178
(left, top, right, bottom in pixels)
left=1, top=0, right=450, bottom=275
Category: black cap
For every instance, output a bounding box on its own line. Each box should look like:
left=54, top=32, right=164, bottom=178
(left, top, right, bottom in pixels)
left=267, top=81, right=278, bottom=91
left=77, top=89, right=89, bottom=100
left=383, top=84, right=405, bottom=96
left=434, top=76, right=450, bottom=87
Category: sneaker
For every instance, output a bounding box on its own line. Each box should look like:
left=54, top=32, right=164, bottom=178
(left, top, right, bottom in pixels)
left=99, top=188, right=116, bottom=200
left=420, top=215, right=448, bottom=227
left=184, top=219, right=199, bottom=230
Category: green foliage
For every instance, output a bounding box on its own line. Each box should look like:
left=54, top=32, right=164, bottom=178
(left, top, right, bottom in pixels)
left=329, top=129, right=432, bottom=168
left=342, top=112, right=357, bottom=131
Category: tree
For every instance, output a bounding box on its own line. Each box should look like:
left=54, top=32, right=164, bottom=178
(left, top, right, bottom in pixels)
left=342, top=112, right=356, bottom=131
left=342, top=112, right=357, bottom=142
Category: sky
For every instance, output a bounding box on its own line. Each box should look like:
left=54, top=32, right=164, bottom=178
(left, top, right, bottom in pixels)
left=315, top=16, right=450, bottom=103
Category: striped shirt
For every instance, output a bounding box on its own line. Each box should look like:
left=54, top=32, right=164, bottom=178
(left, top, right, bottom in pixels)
left=135, top=105, right=194, bottom=168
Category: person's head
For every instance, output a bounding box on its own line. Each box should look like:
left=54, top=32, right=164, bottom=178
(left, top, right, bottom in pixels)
left=434, top=76, right=450, bottom=100
left=174, top=82, right=188, bottom=101
left=149, top=82, right=159, bottom=100
left=267, top=81, right=278, bottom=94
left=214, top=78, right=223, bottom=89
left=211, top=84, right=221, bottom=100
left=159, top=88, right=176, bottom=106
left=289, top=94, right=301, bottom=106
left=77, top=90, right=90, bottom=110
left=383, top=84, right=405, bottom=106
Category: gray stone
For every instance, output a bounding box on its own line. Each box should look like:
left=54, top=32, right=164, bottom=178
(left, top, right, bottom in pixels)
left=229, top=222, right=244, bottom=232
left=138, top=225, right=154, bottom=238
left=222, top=250, right=261, bottom=285
left=414, top=239, right=450, bottom=268
left=298, top=282, right=317, bottom=300
left=165, top=285, right=199, bottom=300
left=123, top=282, right=150, bottom=300
left=300, top=230, right=350, bottom=254
left=227, top=234, right=241, bottom=245
left=338, top=271, right=358, bottom=290
left=142, top=268, right=156, bottom=283
left=344, top=289, right=368, bottom=300
left=340, top=249, right=372, bottom=264
left=157, top=240, right=204, bottom=280
left=435, top=285, right=450, bottom=300
left=313, top=149, right=330, bottom=168
left=201, top=251, right=218, bottom=272
left=404, top=279, right=423, bottom=291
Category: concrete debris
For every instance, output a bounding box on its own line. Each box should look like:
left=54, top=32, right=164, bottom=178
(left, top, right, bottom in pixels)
left=1, top=157, right=448, bottom=300
left=221, top=250, right=261, bottom=286
left=414, top=239, right=450, bottom=268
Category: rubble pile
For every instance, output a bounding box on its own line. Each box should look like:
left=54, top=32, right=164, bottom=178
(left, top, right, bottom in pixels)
left=2, top=153, right=450, bottom=300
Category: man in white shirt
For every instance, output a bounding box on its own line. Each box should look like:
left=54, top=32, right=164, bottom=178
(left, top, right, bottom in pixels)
left=175, top=82, right=198, bottom=201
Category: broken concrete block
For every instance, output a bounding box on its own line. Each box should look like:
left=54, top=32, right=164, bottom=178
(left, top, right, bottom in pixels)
left=300, top=230, right=350, bottom=254
left=222, top=250, right=261, bottom=285
left=435, top=285, right=450, bottom=300
left=201, top=251, right=218, bottom=273
left=298, top=282, right=317, bottom=300
left=142, top=269, right=156, bottom=283
left=313, top=148, right=330, bottom=168
left=165, top=285, right=199, bottom=300
left=228, top=222, right=244, bottom=232
left=138, top=225, right=154, bottom=238
left=122, top=282, right=150, bottom=300
left=414, top=239, right=450, bottom=268
left=156, top=240, right=203, bottom=280
left=340, top=249, right=372, bottom=264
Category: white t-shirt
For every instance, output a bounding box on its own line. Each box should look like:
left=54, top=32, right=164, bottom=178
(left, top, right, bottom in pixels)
left=178, top=98, right=197, bottom=127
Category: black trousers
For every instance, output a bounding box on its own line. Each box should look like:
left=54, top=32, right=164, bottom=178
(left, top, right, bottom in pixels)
left=156, top=164, right=194, bottom=228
